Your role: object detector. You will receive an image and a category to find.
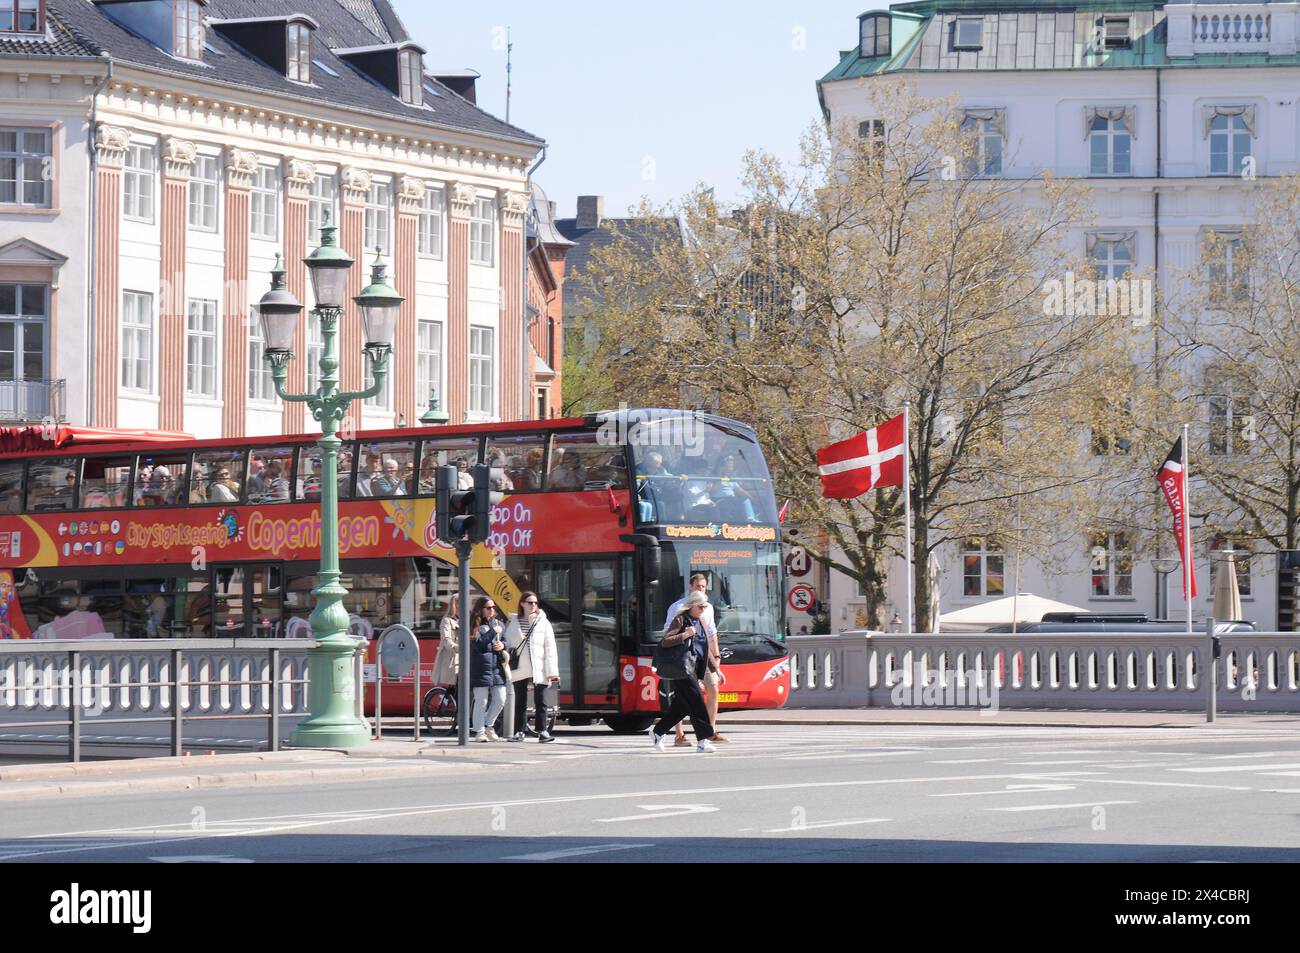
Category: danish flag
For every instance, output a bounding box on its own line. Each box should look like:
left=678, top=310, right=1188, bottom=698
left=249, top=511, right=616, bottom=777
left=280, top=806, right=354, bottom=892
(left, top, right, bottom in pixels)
left=817, top=414, right=906, bottom=499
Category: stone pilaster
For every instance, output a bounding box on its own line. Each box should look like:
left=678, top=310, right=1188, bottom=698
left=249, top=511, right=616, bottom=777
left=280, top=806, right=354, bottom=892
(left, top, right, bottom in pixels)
left=159, top=137, right=196, bottom=432
left=221, top=148, right=257, bottom=437
left=92, top=123, right=129, bottom=427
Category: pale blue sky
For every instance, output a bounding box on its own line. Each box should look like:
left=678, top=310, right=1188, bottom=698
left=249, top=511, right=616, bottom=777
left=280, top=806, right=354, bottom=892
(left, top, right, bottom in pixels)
left=396, top=1, right=877, bottom=219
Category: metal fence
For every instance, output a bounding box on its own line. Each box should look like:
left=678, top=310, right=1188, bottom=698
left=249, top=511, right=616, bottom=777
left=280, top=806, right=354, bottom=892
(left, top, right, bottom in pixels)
left=0, top=639, right=320, bottom=761
left=787, top=631, right=1300, bottom=712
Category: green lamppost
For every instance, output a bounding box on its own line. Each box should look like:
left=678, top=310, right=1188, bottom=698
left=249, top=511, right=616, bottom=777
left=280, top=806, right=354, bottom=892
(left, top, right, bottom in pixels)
left=257, top=223, right=402, bottom=748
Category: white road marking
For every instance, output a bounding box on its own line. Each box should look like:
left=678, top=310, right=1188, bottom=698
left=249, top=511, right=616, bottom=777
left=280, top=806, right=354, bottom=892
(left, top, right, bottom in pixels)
left=930, top=783, right=1076, bottom=798
left=986, top=800, right=1138, bottom=812
left=1005, top=760, right=1101, bottom=766
left=764, top=818, right=891, bottom=833
left=596, top=804, right=719, bottom=823
left=149, top=855, right=253, bottom=863
left=504, top=843, right=652, bottom=861
left=930, top=758, right=999, bottom=764
left=1171, top=762, right=1300, bottom=774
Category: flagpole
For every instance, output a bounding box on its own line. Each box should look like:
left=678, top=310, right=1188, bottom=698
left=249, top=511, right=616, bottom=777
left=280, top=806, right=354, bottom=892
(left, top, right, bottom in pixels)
left=904, top=402, right=915, bottom=635
left=1182, top=423, right=1193, bottom=635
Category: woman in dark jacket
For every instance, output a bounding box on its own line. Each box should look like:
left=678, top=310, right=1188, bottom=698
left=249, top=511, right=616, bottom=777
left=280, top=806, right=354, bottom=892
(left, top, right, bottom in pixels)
left=468, top=595, right=509, bottom=741
left=650, top=591, right=717, bottom=753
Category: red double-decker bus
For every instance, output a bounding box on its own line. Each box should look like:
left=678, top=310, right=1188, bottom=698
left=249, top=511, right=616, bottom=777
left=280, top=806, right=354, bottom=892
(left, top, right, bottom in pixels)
left=0, top=409, right=789, bottom=732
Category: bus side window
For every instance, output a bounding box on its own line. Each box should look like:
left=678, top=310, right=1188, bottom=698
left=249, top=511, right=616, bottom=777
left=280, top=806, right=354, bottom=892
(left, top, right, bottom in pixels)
left=247, top=446, right=295, bottom=504
left=548, top=434, right=629, bottom=491
left=0, top=461, right=23, bottom=514
left=192, top=449, right=247, bottom=505
left=25, top=457, right=78, bottom=511
left=79, top=455, right=133, bottom=509
left=297, top=445, right=355, bottom=501
left=134, top=454, right=189, bottom=507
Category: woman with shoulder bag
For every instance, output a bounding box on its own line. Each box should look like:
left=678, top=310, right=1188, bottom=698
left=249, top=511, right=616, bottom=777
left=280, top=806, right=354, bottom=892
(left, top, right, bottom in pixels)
left=505, top=591, right=561, bottom=743
left=431, top=594, right=460, bottom=687
left=649, top=591, right=717, bottom=753
left=468, top=596, right=509, bottom=741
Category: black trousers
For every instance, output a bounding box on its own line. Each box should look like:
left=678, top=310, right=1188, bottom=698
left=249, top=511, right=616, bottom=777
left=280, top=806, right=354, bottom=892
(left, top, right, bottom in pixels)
left=513, top=678, right=548, bottom=734
left=653, top=676, right=714, bottom=741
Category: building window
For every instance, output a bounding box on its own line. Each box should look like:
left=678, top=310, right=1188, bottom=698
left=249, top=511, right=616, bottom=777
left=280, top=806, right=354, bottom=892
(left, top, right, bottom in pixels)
left=0, top=127, right=51, bottom=208
left=1100, top=16, right=1131, bottom=48
left=416, top=319, right=442, bottom=411
left=307, top=172, right=335, bottom=245
left=1090, top=397, right=1132, bottom=456
left=123, top=143, right=155, bottom=223
left=1205, top=230, right=1247, bottom=303
left=398, top=49, right=423, bottom=105
left=469, top=196, right=495, bottom=265
left=1209, top=535, right=1252, bottom=599
left=1209, top=113, right=1252, bottom=176
left=185, top=298, right=217, bottom=398
left=1089, top=531, right=1133, bottom=597
left=363, top=368, right=391, bottom=409
left=469, top=325, right=494, bottom=416
left=1091, top=237, right=1133, bottom=281
left=952, top=17, right=983, bottom=51
left=1089, top=114, right=1131, bottom=176
left=860, top=14, right=890, bottom=57
left=1, top=0, right=41, bottom=33
left=120, top=291, right=153, bottom=393
left=858, top=119, right=885, bottom=165
left=173, top=0, right=204, bottom=60
left=0, top=283, right=49, bottom=388
left=287, top=23, right=311, bottom=82
left=1208, top=386, right=1252, bottom=456
left=249, top=164, right=279, bottom=240
left=418, top=186, right=444, bottom=258
left=961, top=113, right=1003, bottom=176
left=962, top=538, right=1003, bottom=597
left=188, top=153, right=219, bottom=231
left=306, top=311, right=323, bottom=392
left=247, top=311, right=276, bottom=402
left=364, top=180, right=392, bottom=252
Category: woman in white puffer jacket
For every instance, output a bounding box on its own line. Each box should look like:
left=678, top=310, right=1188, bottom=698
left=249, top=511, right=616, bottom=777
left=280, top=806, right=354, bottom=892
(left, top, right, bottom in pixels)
left=505, top=591, right=560, bottom=743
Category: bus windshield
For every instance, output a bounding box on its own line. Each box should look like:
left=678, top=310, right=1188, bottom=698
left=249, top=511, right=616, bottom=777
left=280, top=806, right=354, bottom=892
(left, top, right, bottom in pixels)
left=629, top=417, right=778, bottom=525
left=651, top=540, right=784, bottom=650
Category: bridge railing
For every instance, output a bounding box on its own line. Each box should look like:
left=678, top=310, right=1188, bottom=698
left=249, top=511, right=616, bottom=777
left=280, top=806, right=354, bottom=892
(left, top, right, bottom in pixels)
left=0, top=639, right=326, bottom=761
left=786, top=631, right=1300, bottom=712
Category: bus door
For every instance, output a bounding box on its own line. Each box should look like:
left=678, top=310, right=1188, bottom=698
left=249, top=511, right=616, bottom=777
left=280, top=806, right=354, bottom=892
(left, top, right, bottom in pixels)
left=210, top=563, right=284, bottom=637
left=535, top=558, right=622, bottom=709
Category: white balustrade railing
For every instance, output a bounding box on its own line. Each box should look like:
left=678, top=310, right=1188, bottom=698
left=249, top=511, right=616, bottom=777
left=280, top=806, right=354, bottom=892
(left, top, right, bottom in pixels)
left=1167, top=4, right=1298, bottom=57
left=1193, top=12, right=1270, bottom=47
left=787, top=631, right=1300, bottom=712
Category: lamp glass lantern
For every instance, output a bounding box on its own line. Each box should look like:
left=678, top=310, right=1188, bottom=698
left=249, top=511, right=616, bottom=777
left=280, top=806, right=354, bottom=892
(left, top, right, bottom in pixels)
left=257, top=254, right=303, bottom=354
left=354, top=250, right=402, bottom=348
left=303, top=220, right=354, bottom=309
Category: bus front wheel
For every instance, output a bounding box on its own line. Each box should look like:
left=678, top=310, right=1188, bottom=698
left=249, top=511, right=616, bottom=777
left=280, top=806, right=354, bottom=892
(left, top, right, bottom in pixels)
left=604, top=715, right=656, bottom=734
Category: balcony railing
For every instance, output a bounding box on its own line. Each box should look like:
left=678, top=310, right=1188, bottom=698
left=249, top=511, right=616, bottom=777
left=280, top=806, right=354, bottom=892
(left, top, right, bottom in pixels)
left=1194, top=12, right=1271, bottom=48
left=0, top=379, right=65, bottom=424
left=1167, top=4, right=1298, bottom=57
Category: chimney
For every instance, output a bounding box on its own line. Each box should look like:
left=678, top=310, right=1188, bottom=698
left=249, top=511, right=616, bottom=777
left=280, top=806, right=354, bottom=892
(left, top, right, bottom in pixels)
left=548, top=200, right=557, bottom=219
left=576, top=195, right=604, bottom=230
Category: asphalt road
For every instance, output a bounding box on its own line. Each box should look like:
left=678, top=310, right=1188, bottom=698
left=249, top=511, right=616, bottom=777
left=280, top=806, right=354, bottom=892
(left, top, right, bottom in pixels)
left=3, top=722, right=1300, bottom=862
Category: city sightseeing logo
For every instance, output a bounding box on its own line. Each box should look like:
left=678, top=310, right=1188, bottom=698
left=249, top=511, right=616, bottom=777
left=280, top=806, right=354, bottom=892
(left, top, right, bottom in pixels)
left=216, top=509, right=244, bottom=543
left=664, top=523, right=778, bottom=543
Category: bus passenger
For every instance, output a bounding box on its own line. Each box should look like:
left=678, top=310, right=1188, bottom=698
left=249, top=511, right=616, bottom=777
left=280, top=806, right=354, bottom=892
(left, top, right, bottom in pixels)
left=417, top=456, right=438, bottom=494
left=711, top=454, right=756, bottom=522
left=261, top=459, right=290, bottom=502
left=549, top=449, right=585, bottom=490
left=369, top=458, right=406, bottom=497
left=469, top=596, right=508, bottom=742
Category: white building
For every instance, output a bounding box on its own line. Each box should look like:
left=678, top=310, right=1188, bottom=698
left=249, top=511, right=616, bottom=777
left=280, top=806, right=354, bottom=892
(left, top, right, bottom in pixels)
left=817, top=0, right=1299, bottom=630
left=1, top=0, right=552, bottom=438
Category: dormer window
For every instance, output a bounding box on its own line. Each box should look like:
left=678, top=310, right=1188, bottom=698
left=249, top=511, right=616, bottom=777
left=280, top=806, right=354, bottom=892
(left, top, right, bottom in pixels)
left=287, top=21, right=311, bottom=82
left=398, top=48, right=422, bottom=105
left=952, top=16, right=983, bottom=51
left=1101, top=16, right=1131, bottom=49
left=859, top=13, right=890, bottom=58
left=173, top=0, right=204, bottom=60
left=1, top=0, right=41, bottom=34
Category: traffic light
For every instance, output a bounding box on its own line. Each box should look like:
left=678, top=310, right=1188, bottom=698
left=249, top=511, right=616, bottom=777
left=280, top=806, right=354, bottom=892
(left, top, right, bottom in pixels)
left=435, top=463, right=503, bottom=543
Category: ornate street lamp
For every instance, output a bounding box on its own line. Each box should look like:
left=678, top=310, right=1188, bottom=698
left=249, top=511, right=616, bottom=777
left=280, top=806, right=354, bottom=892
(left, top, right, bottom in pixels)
left=256, top=220, right=401, bottom=748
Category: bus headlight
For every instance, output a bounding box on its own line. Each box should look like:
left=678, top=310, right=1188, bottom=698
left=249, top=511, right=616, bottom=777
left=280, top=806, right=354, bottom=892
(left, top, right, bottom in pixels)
left=761, top=659, right=790, bottom=683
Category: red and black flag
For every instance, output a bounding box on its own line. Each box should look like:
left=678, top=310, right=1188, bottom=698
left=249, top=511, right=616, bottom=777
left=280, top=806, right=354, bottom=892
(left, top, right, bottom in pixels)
left=1157, top=437, right=1198, bottom=599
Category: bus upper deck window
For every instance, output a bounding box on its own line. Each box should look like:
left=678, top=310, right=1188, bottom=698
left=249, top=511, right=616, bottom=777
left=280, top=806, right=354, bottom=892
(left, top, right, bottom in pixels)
left=247, top=447, right=295, bottom=504
left=297, top=445, right=355, bottom=501
left=135, top=454, right=188, bottom=507
left=26, top=457, right=77, bottom=512
left=192, top=449, right=247, bottom=505
left=486, top=435, right=544, bottom=492
left=356, top=440, right=416, bottom=498
left=79, top=456, right=133, bottom=509
left=0, top=461, right=22, bottom=514
left=548, top=434, right=628, bottom=491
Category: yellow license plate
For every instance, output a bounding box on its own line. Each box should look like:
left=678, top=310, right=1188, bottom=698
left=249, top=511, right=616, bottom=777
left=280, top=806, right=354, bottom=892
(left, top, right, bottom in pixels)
left=717, top=692, right=740, bottom=703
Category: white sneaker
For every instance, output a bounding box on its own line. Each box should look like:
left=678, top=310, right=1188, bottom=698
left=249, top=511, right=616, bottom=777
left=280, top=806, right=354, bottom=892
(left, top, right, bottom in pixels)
left=484, top=728, right=500, bottom=742
left=648, top=727, right=666, bottom=751
left=697, top=739, right=715, bottom=753
left=475, top=732, right=489, bottom=743
left=508, top=731, right=525, bottom=743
